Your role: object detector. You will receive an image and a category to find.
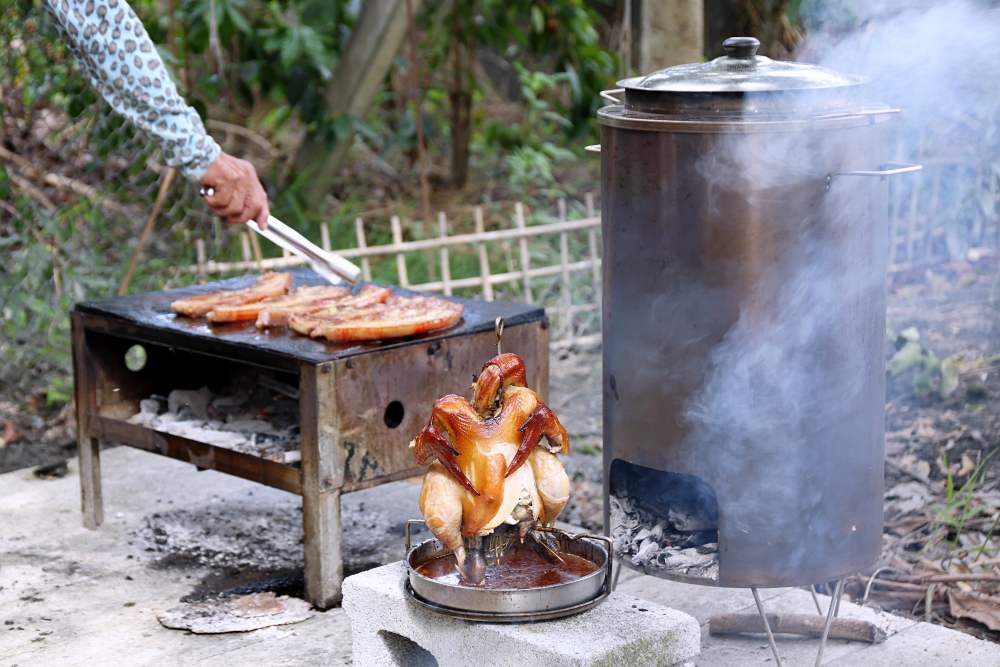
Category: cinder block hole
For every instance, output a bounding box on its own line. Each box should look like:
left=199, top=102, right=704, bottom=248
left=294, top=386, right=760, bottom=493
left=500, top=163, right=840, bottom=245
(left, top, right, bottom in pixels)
left=377, top=630, right=438, bottom=666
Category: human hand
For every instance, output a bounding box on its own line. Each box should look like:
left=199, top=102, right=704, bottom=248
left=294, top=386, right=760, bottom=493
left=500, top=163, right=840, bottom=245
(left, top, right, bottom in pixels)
left=199, top=152, right=270, bottom=228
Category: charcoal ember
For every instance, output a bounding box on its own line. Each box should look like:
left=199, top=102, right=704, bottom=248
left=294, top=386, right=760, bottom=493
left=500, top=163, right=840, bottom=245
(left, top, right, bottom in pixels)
left=610, top=492, right=719, bottom=582
left=221, top=420, right=277, bottom=434
left=668, top=530, right=717, bottom=549
left=168, top=387, right=213, bottom=419
left=128, top=377, right=299, bottom=461
left=666, top=507, right=715, bottom=533
left=632, top=538, right=659, bottom=565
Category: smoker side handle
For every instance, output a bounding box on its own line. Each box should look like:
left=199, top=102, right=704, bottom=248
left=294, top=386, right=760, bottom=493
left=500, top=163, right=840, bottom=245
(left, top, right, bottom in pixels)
left=535, top=526, right=615, bottom=594
left=832, top=162, right=923, bottom=178
left=404, top=518, right=425, bottom=552
left=600, top=88, right=624, bottom=104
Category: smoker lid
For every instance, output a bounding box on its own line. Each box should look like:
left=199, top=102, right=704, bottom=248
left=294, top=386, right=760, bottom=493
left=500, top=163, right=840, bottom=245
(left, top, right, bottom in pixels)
left=620, top=37, right=865, bottom=94
left=600, top=36, right=887, bottom=129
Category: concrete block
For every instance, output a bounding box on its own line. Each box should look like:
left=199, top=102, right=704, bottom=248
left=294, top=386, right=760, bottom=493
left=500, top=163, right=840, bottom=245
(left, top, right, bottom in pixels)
left=342, top=561, right=701, bottom=667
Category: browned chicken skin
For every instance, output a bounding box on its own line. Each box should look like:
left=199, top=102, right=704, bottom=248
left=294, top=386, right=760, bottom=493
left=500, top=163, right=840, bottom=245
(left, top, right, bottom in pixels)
left=411, top=353, right=570, bottom=579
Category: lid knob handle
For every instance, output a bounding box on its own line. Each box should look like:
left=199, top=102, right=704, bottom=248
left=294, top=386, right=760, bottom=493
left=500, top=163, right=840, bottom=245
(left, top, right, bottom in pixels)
left=722, top=36, right=760, bottom=60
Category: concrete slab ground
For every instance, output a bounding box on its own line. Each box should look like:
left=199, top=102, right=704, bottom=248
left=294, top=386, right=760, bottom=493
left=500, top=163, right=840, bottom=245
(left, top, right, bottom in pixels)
left=2, top=447, right=998, bottom=666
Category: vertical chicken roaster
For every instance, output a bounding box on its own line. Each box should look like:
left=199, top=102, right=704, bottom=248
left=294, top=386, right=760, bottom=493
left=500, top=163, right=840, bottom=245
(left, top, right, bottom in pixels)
left=410, top=352, right=570, bottom=585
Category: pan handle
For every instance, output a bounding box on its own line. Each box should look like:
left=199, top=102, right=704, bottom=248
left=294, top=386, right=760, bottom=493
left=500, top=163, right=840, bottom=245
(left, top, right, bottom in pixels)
left=600, top=88, right=624, bottom=104
left=831, top=162, right=923, bottom=178
left=535, top=526, right=615, bottom=594
left=404, top=518, right=425, bottom=552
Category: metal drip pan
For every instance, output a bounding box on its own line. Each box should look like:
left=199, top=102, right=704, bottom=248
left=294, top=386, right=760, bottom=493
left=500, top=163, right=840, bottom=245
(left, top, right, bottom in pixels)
left=403, top=521, right=612, bottom=622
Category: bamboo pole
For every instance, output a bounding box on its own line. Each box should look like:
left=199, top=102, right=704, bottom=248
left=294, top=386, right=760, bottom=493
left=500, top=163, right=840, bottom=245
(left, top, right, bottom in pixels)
left=118, top=167, right=177, bottom=295
left=320, top=223, right=332, bottom=251
left=241, top=231, right=252, bottom=262
left=183, top=216, right=601, bottom=273
left=354, top=217, right=372, bottom=281
left=438, top=211, right=452, bottom=296
left=248, top=228, right=264, bottom=269
left=585, top=192, right=601, bottom=297
left=515, top=202, right=532, bottom=303
left=391, top=215, right=409, bottom=287
left=195, top=239, right=207, bottom=283
left=474, top=206, right=494, bottom=301
left=558, top=198, right=572, bottom=337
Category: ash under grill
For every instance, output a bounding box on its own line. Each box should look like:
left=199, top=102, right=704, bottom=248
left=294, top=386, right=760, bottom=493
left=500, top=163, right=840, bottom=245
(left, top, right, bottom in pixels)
left=127, top=374, right=300, bottom=463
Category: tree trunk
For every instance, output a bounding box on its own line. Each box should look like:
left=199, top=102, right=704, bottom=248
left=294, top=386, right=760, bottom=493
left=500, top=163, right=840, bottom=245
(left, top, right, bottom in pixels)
left=292, top=0, right=420, bottom=208
left=448, top=5, right=473, bottom=190
left=637, top=0, right=704, bottom=70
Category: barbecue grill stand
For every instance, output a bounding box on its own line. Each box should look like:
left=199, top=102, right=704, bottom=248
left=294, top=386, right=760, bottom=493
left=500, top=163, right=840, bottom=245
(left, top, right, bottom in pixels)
left=71, top=270, right=548, bottom=609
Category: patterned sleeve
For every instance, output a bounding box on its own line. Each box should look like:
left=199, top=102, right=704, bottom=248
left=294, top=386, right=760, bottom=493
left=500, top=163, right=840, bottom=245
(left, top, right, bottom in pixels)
left=44, top=0, right=220, bottom=181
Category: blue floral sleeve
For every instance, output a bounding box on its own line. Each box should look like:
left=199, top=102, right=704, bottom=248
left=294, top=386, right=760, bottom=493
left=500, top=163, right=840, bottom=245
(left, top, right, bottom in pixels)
left=44, top=0, right=221, bottom=180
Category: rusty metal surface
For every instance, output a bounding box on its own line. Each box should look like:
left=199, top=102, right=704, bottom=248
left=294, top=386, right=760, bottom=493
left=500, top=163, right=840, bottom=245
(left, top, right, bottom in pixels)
left=329, top=322, right=549, bottom=487
left=75, top=268, right=545, bottom=369
left=92, top=415, right=302, bottom=494
left=599, top=120, right=890, bottom=588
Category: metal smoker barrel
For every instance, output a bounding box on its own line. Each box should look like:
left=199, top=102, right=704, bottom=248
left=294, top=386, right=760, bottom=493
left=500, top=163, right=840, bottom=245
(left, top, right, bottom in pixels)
left=598, top=37, right=918, bottom=587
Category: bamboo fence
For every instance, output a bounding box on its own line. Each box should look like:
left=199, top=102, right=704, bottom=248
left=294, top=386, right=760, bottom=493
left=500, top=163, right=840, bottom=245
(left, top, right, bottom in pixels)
left=189, top=196, right=604, bottom=346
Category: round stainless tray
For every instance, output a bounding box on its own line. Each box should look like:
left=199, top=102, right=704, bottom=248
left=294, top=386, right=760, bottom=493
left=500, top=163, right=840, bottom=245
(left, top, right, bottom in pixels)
left=404, top=581, right=611, bottom=623
left=403, top=520, right=613, bottom=622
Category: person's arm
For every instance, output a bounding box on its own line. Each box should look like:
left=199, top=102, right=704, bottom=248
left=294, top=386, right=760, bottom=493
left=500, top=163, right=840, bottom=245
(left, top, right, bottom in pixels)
left=44, top=0, right=268, bottom=226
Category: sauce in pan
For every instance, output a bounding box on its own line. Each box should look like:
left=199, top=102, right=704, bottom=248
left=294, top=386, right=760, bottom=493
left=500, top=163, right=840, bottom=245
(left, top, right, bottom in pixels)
left=416, top=544, right=598, bottom=589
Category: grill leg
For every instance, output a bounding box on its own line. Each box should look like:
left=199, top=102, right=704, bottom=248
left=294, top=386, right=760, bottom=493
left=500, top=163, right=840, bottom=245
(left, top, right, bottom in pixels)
left=78, top=436, right=103, bottom=529
left=302, top=486, right=344, bottom=609
left=300, top=362, right=344, bottom=610
left=72, top=313, right=103, bottom=529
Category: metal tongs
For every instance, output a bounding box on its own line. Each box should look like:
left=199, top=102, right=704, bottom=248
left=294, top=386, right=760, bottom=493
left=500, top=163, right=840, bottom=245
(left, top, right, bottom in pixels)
left=247, top=216, right=361, bottom=285
left=199, top=186, right=361, bottom=285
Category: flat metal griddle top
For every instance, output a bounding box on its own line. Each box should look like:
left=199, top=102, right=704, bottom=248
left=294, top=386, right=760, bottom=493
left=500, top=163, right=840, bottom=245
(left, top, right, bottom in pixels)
left=76, top=269, right=545, bottom=365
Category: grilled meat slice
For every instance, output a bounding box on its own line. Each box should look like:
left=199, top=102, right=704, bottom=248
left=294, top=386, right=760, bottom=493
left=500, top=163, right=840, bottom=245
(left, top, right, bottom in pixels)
left=309, top=296, right=464, bottom=342
left=170, top=272, right=291, bottom=318
left=207, top=285, right=350, bottom=323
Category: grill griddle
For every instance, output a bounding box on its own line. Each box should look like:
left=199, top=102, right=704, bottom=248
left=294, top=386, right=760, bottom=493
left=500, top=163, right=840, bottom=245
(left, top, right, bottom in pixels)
left=76, top=268, right=545, bottom=370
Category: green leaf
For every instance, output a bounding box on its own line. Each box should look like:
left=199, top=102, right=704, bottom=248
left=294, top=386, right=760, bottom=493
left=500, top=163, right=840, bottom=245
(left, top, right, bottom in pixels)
left=888, top=340, right=924, bottom=376
left=531, top=6, right=544, bottom=34
left=940, top=356, right=961, bottom=397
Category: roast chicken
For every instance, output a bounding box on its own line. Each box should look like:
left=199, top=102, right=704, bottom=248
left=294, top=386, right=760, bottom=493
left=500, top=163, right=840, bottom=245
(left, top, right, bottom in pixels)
left=411, top=353, right=570, bottom=583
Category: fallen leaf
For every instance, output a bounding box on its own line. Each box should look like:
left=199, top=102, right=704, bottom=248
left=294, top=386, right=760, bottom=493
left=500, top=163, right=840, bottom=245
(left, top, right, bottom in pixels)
left=889, top=340, right=926, bottom=376
left=0, top=419, right=20, bottom=448
left=958, top=452, right=977, bottom=477
left=940, top=356, right=961, bottom=397
left=886, top=482, right=934, bottom=515
left=898, top=454, right=932, bottom=483
left=948, top=590, right=1000, bottom=631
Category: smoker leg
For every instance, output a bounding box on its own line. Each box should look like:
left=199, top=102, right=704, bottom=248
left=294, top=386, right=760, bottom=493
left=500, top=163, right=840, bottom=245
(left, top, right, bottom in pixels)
left=751, top=587, right=783, bottom=667
left=78, top=436, right=103, bottom=529
left=302, top=486, right=344, bottom=609
left=815, top=578, right=845, bottom=667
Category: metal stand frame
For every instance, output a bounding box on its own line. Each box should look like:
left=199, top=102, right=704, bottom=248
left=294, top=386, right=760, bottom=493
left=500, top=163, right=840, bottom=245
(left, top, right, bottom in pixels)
left=750, top=578, right=845, bottom=667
